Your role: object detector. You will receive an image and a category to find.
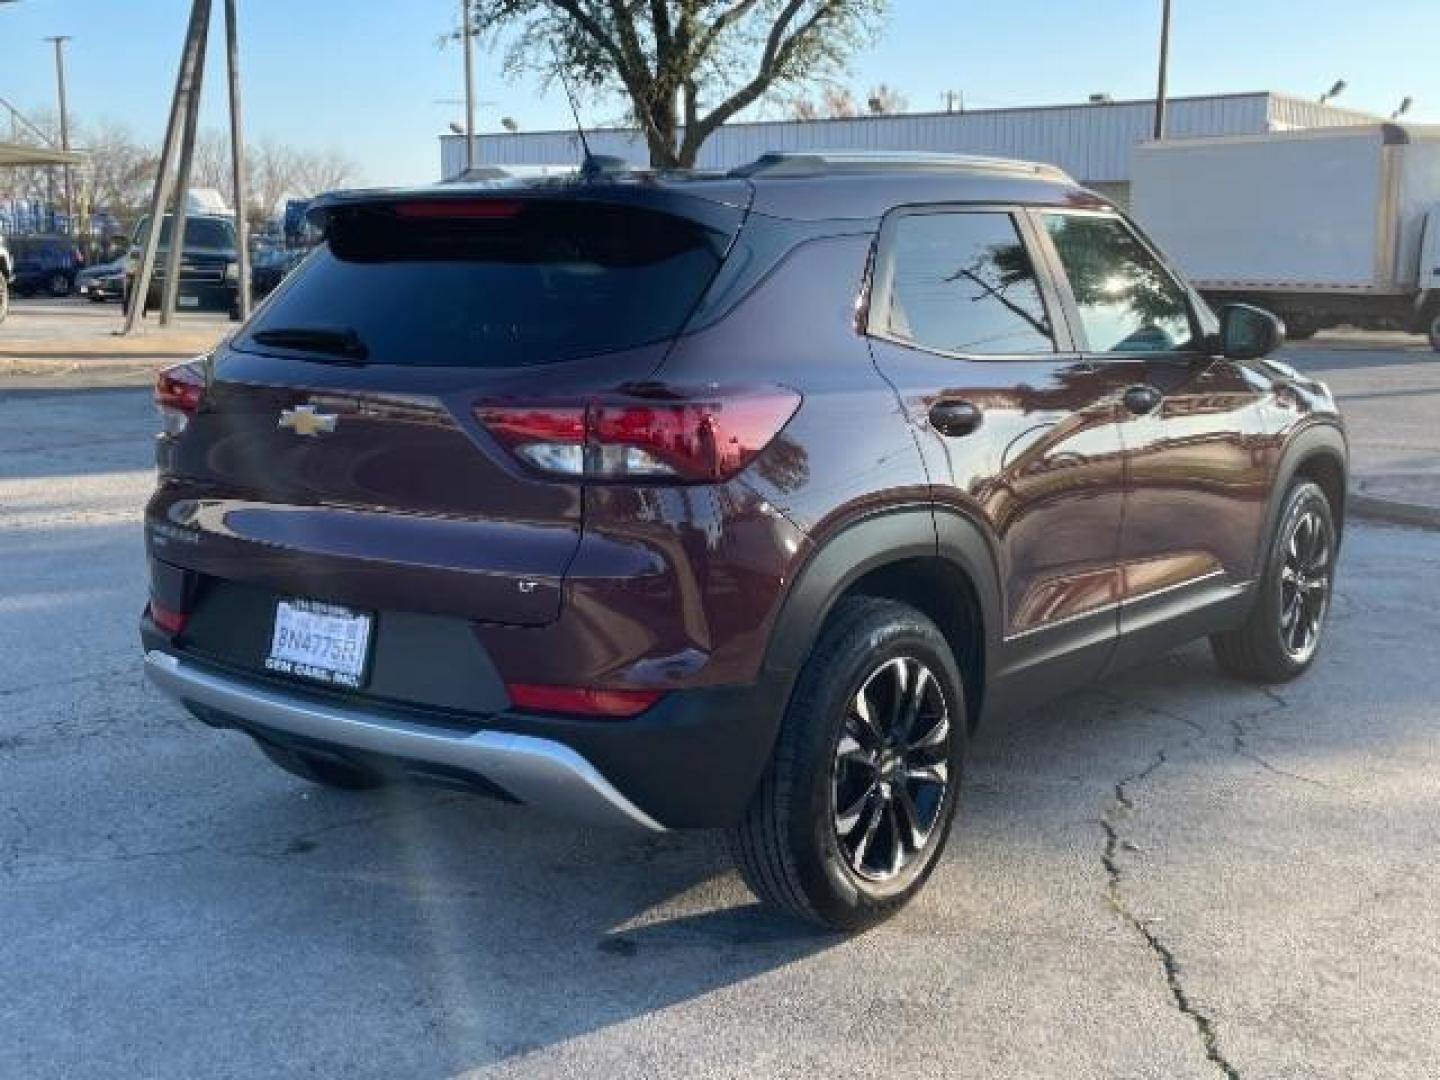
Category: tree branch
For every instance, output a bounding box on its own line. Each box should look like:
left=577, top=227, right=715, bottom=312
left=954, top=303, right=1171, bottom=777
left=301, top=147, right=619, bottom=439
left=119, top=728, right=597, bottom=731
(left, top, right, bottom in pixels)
left=605, top=0, right=654, bottom=83
left=487, top=0, right=883, bottom=168
left=692, top=0, right=768, bottom=60
left=547, top=0, right=641, bottom=87
left=684, top=0, right=830, bottom=155
left=649, top=0, right=673, bottom=60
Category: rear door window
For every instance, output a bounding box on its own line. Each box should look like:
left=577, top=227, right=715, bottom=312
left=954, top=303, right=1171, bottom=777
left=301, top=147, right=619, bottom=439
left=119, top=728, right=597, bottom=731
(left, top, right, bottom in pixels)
left=878, top=211, right=1056, bottom=356
left=239, top=201, right=730, bottom=368
left=1041, top=212, right=1197, bottom=353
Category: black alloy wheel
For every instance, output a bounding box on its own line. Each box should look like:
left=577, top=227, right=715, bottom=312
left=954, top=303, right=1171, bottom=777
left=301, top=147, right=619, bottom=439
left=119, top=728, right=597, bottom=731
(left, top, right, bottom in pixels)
left=831, top=655, right=951, bottom=882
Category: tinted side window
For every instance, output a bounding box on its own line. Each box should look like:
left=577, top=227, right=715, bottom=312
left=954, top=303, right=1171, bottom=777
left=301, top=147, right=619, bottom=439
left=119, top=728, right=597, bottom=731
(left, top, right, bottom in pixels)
left=882, top=212, right=1055, bottom=355
left=1042, top=213, right=1195, bottom=353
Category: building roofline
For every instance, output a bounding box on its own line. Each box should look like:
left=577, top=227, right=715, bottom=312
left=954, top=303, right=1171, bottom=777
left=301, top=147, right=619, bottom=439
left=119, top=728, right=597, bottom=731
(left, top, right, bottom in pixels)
left=1263, top=90, right=1387, bottom=123
left=441, top=90, right=1382, bottom=143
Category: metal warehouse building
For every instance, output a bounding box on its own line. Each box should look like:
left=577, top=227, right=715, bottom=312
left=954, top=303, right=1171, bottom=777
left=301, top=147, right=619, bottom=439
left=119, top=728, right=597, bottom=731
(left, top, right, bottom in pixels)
left=440, top=91, right=1378, bottom=205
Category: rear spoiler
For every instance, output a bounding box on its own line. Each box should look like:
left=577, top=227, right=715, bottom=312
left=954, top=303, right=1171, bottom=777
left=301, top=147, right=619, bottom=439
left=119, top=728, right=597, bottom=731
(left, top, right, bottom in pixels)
left=306, top=181, right=754, bottom=239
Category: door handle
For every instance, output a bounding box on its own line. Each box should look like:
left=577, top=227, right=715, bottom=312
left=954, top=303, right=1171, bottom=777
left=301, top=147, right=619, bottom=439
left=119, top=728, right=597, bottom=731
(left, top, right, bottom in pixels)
left=928, top=399, right=983, bottom=437
left=1121, top=384, right=1163, bottom=416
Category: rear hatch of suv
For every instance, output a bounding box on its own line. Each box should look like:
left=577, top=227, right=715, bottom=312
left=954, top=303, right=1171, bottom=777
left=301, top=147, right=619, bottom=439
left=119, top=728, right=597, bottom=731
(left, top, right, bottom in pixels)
left=146, top=184, right=750, bottom=704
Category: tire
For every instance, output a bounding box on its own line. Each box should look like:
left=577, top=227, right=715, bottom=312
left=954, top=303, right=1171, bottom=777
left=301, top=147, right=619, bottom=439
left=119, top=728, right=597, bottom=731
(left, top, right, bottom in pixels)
left=254, top=737, right=384, bottom=791
left=1211, top=480, right=1337, bottom=683
left=49, top=272, right=72, bottom=298
left=728, top=596, right=967, bottom=931
left=1427, top=312, right=1440, bottom=352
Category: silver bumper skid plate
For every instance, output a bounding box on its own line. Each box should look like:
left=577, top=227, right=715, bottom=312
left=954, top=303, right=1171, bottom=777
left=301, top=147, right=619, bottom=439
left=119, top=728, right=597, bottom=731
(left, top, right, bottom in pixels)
left=143, top=650, right=663, bottom=832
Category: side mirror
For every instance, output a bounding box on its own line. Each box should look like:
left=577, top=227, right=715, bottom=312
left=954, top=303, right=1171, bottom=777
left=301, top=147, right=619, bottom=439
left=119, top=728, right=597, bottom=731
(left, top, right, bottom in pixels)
left=1217, top=303, right=1285, bottom=360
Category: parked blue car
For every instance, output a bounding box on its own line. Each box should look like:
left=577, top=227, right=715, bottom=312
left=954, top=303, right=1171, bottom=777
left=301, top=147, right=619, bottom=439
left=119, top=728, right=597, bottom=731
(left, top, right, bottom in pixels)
left=9, top=235, right=84, bottom=297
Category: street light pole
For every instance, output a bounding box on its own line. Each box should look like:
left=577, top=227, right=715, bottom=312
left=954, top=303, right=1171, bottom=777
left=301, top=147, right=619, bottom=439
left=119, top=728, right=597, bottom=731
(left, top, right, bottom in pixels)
left=461, top=0, right=476, bottom=174
left=44, top=35, right=73, bottom=231
left=1153, top=0, right=1172, bottom=140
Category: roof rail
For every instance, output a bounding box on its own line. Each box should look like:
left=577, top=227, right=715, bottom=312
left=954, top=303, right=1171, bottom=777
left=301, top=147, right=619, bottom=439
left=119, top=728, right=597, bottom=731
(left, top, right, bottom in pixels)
left=729, top=150, right=1074, bottom=183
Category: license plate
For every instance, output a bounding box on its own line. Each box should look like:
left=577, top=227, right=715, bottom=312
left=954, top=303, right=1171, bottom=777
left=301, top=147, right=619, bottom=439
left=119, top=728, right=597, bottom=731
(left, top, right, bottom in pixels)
left=178, top=295, right=200, bottom=308
left=265, top=599, right=372, bottom=689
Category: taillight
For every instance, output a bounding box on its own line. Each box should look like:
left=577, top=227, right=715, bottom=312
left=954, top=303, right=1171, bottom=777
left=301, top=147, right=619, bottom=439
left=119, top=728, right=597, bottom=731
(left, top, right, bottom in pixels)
left=154, top=360, right=206, bottom=435
left=506, top=683, right=664, bottom=719
left=476, top=384, right=801, bottom=483
left=148, top=600, right=189, bottom=635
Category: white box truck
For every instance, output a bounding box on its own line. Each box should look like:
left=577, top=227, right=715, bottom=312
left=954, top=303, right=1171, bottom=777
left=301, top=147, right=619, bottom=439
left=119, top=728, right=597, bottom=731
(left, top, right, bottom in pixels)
left=1132, top=124, right=1440, bottom=349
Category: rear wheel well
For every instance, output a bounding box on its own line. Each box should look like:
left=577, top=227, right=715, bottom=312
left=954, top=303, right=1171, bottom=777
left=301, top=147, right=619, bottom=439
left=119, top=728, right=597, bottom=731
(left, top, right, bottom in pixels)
left=842, top=557, right=985, bottom=731
left=1293, top=452, right=1346, bottom=537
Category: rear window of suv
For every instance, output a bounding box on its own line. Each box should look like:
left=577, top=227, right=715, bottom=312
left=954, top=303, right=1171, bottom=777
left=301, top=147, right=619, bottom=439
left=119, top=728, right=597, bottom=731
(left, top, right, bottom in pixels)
left=239, top=200, right=731, bottom=368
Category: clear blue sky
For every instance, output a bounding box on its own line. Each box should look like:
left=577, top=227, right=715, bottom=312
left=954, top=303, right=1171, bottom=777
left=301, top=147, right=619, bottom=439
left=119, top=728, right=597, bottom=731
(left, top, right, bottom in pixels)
left=1, top=0, right=1436, bottom=186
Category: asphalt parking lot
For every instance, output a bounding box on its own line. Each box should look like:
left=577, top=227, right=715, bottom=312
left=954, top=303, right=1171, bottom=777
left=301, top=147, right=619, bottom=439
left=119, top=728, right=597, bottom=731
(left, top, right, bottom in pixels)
left=2, top=332, right=1439, bottom=1078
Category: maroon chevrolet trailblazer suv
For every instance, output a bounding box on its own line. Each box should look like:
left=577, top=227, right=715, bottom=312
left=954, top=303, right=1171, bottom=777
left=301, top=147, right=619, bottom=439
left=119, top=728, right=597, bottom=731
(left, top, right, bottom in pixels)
left=141, top=152, right=1347, bottom=930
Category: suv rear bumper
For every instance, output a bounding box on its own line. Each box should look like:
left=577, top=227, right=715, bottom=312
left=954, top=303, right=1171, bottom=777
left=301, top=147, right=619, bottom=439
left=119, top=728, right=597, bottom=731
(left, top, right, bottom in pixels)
left=145, top=649, right=665, bottom=831
left=141, top=622, right=791, bottom=831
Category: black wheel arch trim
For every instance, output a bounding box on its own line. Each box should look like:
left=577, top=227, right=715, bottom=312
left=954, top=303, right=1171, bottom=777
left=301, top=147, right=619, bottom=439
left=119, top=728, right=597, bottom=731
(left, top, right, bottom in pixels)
left=763, top=503, right=1003, bottom=684
left=1257, top=421, right=1348, bottom=577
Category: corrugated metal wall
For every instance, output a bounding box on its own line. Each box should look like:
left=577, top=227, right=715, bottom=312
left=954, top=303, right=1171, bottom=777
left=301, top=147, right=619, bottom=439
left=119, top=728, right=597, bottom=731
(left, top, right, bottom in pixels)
left=441, top=92, right=1378, bottom=183
left=1265, top=93, right=1379, bottom=131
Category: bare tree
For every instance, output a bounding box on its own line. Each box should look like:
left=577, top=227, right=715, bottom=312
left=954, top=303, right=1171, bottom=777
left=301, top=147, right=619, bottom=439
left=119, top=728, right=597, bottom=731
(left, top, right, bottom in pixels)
left=789, top=97, right=822, bottom=121
left=189, top=133, right=358, bottom=214
left=294, top=148, right=358, bottom=197
left=81, top=121, right=159, bottom=224
left=243, top=139, right=359, bottom=216
left=789, top=83, right=882, bottom=120
left=865, top=82, right=906, bottom=114
left=2, top=106, right=357, bottom=227
left=188, top=129, right=236, bottom=194
left=822, top=85, right=857, bottom=117
left=472, top=0, right=888, bottom=168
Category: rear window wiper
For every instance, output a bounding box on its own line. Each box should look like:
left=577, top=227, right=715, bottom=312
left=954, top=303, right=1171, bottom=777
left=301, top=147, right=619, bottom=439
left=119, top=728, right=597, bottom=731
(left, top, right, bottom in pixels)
left=249, top=325, right=370, bottom=361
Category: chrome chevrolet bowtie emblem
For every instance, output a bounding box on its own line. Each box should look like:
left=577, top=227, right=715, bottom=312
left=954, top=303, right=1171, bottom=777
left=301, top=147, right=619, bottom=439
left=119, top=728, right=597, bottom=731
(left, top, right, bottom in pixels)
left=278, top=405, right=338, bottom=437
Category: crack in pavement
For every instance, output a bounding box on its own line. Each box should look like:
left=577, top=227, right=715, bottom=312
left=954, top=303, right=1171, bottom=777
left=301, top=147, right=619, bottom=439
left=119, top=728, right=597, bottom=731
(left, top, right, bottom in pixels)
left=1093, top=687, right=1210, bottom=739
left=1101, top=683, right=1340, bottom=794
left=1101, top=750, right=1242, bottom=1080
left=1228, top=688, right=1339, bottom=793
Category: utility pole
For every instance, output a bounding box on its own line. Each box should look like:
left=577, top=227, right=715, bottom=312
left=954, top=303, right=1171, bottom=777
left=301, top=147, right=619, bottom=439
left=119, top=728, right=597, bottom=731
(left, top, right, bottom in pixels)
left=461, top=0, right=476, bottom=174
left=158, top=6, right=208, bottom=326
left=123, top=0, right=212, bottom=335
left=44, top=35, right=73, bottom=232
left=225, top=0, right=252, bottom=319
left=1153, top=0, right=1172, bottom=140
